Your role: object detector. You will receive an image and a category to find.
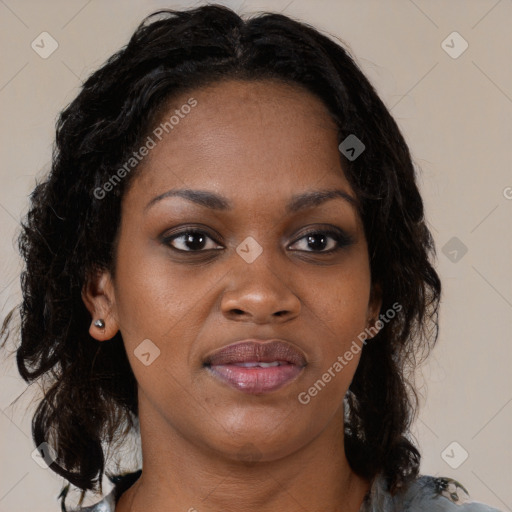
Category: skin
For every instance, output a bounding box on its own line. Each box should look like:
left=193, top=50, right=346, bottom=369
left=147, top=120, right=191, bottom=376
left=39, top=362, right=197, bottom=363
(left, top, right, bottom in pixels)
left=83, top=79, right=382, bottom=512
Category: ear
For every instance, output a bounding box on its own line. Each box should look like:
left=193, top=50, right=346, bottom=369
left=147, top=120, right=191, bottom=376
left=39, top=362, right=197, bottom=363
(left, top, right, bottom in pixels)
left=366, top=282, right=383, bottom=339
left=81, top=268, right=119, bottom=341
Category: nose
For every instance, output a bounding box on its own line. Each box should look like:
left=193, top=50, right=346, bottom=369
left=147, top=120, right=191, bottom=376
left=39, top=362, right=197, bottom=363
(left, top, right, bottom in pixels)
left=220, top=258, right=301, bottom=324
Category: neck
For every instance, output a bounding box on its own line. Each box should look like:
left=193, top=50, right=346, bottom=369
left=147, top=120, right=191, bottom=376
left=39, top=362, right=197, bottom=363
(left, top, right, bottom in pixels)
left=117, top=399, right=370, bottom=512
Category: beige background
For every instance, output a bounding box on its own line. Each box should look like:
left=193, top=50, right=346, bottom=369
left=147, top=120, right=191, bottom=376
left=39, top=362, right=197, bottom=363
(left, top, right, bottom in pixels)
left=1, top=0, right=511, bottom=510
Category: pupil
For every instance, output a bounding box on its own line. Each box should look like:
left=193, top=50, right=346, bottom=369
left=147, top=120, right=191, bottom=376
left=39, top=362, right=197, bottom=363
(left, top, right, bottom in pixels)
left=186, top=233, right=205, bottom=250
left=308, top=234, right=327, bottom=250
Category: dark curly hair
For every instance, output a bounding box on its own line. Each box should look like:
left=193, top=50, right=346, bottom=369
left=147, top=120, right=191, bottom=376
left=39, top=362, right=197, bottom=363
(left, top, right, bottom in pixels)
left=1, top=3, right=441, bottom=503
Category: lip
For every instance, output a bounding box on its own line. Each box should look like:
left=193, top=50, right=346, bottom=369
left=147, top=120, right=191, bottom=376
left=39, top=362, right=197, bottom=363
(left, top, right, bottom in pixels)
left=204, top=339, right=307, bottom=394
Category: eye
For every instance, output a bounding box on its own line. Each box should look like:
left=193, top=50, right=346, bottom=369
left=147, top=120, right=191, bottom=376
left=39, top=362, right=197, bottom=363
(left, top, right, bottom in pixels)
left=288, top=229, right=353, bottom=253
left=163, top=229, right=223, bottom=252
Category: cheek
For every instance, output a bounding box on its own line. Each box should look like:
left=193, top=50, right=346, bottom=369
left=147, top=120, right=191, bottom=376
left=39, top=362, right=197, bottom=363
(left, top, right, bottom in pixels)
left=112, top=244, right=212, bottom=391
left=298, top=279, right=368, bottom=412
left=113, top=234, right=190, bottom=342
left=302, top=256, right=371, bottom=396
left=309, top=259, right=371, bottom=340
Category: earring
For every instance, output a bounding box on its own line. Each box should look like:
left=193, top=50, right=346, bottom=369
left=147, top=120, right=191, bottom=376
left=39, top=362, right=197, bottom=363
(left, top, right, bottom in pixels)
left=94, top=319, right=105, bottom=329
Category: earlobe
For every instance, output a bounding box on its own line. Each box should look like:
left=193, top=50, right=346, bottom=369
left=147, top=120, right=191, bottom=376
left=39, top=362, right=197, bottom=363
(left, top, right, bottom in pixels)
left=81, top=269, right=119, bottom=341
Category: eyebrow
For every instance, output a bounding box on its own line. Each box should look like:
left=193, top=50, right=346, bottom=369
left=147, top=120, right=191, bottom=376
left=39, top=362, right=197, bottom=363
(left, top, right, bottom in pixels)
left=144, top=187, right=358, bottom=214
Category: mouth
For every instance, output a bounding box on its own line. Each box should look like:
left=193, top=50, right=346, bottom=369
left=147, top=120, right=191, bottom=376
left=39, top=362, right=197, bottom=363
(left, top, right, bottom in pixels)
left=203, top=340, right=307, bottom=395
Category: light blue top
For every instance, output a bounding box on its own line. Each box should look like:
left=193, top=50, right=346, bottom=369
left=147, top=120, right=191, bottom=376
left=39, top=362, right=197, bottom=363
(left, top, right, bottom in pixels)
left=63, top=470, right=503, bottom=511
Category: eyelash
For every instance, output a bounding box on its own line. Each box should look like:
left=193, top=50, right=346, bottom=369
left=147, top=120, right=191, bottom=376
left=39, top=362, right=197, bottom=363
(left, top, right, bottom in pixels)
left=162, top=227, right=353, bottom=254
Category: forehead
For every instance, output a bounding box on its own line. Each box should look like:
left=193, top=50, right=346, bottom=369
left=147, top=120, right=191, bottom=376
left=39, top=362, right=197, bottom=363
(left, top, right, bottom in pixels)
left=186, top=78, right=335, bottom=127
left=126, top=79, right=351, bottom=208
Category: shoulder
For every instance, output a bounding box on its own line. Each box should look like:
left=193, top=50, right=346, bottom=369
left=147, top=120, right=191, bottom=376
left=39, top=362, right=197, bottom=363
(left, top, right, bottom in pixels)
left=362, top=473, right=504, bottom=512
left=72, top=494, right=116, bottom=512
left=403, top=475, right=503, bottom=511
left=60, top=492, right=115, bottom=512
left=60, top=470, right=142, bottom=512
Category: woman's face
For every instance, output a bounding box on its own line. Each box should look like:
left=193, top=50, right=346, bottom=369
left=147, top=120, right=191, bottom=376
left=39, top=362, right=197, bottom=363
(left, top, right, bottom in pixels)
left=88, top=79, right=381, bottom=462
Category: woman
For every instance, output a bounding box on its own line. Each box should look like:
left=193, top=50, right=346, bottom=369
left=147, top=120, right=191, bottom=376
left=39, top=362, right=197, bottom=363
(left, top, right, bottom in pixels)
left=1, top=5, right=502, bottom=512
